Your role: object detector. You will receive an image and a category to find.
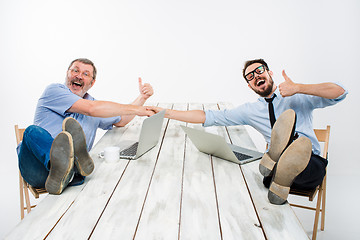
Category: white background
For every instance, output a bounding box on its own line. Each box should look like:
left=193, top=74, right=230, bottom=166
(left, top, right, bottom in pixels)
left=0, top=0, right=359, bottom=239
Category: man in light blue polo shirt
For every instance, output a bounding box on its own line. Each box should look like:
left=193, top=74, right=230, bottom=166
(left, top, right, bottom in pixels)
left=18, top=58, right=155, bottom=194
left=148, top=58, right=347, bottom=205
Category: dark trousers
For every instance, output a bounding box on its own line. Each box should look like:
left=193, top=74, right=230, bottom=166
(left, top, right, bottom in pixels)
left=263, top=152, right=328, bottom=190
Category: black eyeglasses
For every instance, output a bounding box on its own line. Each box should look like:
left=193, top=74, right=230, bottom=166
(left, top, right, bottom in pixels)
left=245, top=65, right=266, bottom=82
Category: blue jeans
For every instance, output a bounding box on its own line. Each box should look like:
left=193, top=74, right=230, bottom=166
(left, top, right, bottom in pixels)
left=18, top=125, right=52, bottom=188
left=18, top=125, right=84, bottom=188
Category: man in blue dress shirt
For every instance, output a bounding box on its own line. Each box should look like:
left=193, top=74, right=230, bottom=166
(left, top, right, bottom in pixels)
left=18, top=58, right=155, bottom=194
left=148, top=58, right=347, bottom=204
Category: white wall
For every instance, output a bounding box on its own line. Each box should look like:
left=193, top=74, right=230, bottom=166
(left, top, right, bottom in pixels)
left=1, top=0, right=359, bottom=238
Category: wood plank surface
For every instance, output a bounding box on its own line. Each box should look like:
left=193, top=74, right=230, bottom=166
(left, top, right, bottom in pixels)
left=134, top=103, right=187, bottom=240
left=89, top=103, right=172, bottom=239
left=202, top=103, right=265, bottom=240
left=179, top=103, right=221, bottom=240
left=46, top=121, right=142, bottom=239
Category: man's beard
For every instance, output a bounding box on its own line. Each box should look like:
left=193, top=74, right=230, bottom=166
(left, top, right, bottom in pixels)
left=65, top=76, right=87, bottom=97
left=251, top=76, right=274, bottom=98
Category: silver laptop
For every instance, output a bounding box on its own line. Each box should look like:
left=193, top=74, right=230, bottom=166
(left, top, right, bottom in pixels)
left=119, top=110, right=165, bottom=160
left=181, top=125, right=263, bottom=164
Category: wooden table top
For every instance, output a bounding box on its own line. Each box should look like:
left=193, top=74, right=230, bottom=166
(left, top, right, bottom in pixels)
left=6, top=103, right=309, bottom=240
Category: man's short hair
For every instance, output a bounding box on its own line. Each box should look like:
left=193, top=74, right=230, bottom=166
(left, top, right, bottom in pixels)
left=242, top=59, right=269, bottom=80
left=68, top=58, right=97, bottom=80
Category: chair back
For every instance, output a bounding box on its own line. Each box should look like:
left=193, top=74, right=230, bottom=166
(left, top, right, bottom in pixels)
left=314, top=126, right=330, bottom=159
left=15, top=125, right=26, bottom=145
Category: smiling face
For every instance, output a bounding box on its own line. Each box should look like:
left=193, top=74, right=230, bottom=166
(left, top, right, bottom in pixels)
left=65, top=61, right=96, bottom=97
left=244, top=62, right=276, bottom=98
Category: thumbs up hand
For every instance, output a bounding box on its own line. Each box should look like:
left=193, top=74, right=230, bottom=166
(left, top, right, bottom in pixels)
left=278, top=70, right=299, bottom=97
left=138, top=77, right=154, bottom=100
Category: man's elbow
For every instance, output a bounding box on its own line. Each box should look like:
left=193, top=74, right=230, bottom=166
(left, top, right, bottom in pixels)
left=69, top=99, right=98, bottom=116
left=82, top=102, right=98, bottom=117
left=338, top=87, right=346, bottom=97
left=114, top=120, right=127, bottom=128
left=334, top=84, right=346, bottom=99
left=86, top=107, right=97, bottom=117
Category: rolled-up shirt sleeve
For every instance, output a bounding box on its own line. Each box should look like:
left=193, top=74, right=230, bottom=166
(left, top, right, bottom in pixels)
left=306, top=82, right=348, bottom=109
left=98, top=116, right=121, bottom=130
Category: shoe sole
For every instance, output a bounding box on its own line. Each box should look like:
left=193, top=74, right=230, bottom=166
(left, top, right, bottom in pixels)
left=45, top=131, right=75, bottom=195
left=63, top=117, right=94, bottom=176
left=268, top=137, right=312, bottom=204
left=259, top=109, right=296, bottom=176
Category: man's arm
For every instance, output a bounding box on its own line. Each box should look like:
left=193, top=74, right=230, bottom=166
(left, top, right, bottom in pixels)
left=147, top=106, right=206, bottom=124
left=68, top=99, right=154, bottom=117
left=114, top=78, right=154, bottom=127
left=279, top=70, right=345, bottom=99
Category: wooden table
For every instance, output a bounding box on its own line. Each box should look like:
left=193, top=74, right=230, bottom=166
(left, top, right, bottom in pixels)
left=6, top=103, right=309, bottom=240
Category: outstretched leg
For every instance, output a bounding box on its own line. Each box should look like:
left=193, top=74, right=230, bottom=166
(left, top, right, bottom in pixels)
left=62, top=117, right=94, bottom=176
left=259, top=109, right=296, bottom=177
left=45, top=131, right=75, bottom=194
left=268, top=137, right=312, bottom=204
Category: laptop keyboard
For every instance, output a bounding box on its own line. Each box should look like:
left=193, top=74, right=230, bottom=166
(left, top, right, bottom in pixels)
left=233, top=151, right=252, bottom=161
left=120, top=142, right=139, bottom=157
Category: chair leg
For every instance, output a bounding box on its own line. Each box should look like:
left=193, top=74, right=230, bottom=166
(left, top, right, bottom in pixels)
left=320, top=176, right=327, bottom=231
left=312, top=187, right=323, bottom=240
left=23, top=179, right=32, bottom=214
left=19, top=174, right=25, bottom=220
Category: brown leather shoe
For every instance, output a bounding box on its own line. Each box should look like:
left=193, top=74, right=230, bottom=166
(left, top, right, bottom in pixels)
left=45, top=131, right=75, bottom=195
left=268, top=137, right=312, bottom=205
left=63, top=117, right=94, bottom=176
left=259, top=109, right=296, bottom=177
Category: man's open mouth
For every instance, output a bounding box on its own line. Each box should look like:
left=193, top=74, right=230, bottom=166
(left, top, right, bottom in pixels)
left=71, top=79, right=83, bottom=88
left=256, top=79, right=265, bottom=87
